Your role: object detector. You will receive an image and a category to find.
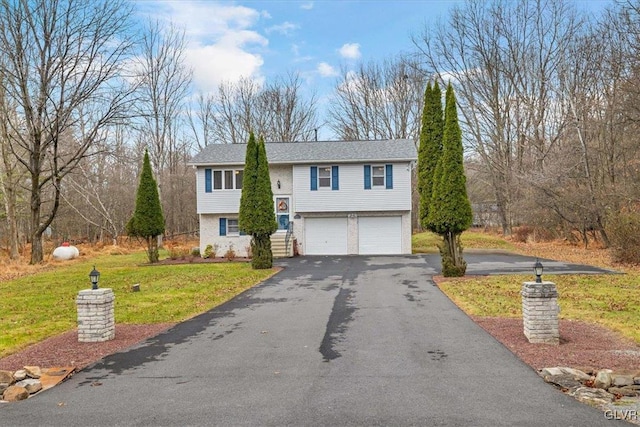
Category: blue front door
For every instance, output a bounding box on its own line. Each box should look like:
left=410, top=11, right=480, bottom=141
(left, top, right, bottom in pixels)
left=276, top=196, right=290, bottom=231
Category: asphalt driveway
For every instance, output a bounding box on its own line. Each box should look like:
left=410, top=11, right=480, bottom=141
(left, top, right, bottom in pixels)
left=2, top=254, right=623, bottom=426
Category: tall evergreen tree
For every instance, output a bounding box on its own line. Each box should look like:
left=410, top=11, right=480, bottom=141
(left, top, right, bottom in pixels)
left=239, top=133, right=277, bottom=269
left=239, top=132, right=258, bottom=232
left=427, top=83, right=473, bottom=276
left=418, top=81, right=444, bottom=229
left=126, top=149, right=165, bottom=263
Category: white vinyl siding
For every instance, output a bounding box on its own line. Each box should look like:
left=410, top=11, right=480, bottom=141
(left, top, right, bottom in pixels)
left=358, top=216, right=402, bottom=255
left=305, top=217, right=348, bottom=255
left=293, top=163, right=410, bottom=212
left=197, top=167, right=242, bottom=214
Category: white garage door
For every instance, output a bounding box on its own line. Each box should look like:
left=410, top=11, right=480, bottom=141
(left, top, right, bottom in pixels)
left=358, top=216, right=402, bottom=255
left=305, top=217, right=348, bottom=255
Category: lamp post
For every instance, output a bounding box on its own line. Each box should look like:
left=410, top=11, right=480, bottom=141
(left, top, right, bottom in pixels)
left=89, top=266, right=100, bottom=290
left=77, top=265, right=114, bottom=342
left=534, top=259, right=544, bottom=284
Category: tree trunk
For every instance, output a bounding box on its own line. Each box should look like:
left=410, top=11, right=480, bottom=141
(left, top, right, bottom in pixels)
left=251, top=234, right=273, bottom=269
left=5, top=186, right=19, bottom=260
left=440, top=231, right=467, bottom=277
left=147, top=235, right=160, bottom=263
left=29, top=171, right=44, bottom=264
left=0, top=166, right=20, bottom=259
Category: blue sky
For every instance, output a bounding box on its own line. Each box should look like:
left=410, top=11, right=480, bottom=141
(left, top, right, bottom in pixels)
left=133, top=0, right=612, bottom=139
left=133, top=1, right=458, bottom=94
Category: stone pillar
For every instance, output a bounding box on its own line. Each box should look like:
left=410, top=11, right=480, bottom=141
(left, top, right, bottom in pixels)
left=521, top=281, right=559, bottom=345
left=76, top=288, right=115, bottom=342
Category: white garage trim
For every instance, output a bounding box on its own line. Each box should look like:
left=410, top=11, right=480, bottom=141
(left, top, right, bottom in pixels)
left=358, top=216, right=402, bottom=255
left=305, top=217, right=348, bottom=255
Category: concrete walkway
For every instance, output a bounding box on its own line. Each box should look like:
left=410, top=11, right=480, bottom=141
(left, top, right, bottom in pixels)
left=2, top=255, right=624, bottom=426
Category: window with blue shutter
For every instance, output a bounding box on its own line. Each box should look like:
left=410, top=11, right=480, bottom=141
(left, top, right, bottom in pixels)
left=310, top=166, right=318, bottom=191
left=364, top=165, right=371, bottom=189
left=219, top=217, right=227, bottom=236
left=385, top=164, right=393, bottom=189
left=332, top=166, right=339, bottom=190
left=227, top=219, right=239, bottom=234
left=205, top=169, right=212, bottom=193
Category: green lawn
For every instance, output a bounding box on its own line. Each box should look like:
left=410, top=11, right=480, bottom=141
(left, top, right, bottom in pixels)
left=412, top=229, right=515, bottom=253
left=0, top=251, right=277, bottom=358
left=415, top=229, right=640, bottom=344
left=437, top=273, right=640, bottom=344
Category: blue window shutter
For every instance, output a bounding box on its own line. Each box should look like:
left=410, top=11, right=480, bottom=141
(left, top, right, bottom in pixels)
left=219, top=218, right=226, bottom=236
left=364, top=165, right=371, bottom=190
left=332, top=166, right=339, bottom=190
left=205, top=169, right=212, bottom=193
left=386, top=164, right=393, bottom=189
left=310, top=166, right=318, bottom=191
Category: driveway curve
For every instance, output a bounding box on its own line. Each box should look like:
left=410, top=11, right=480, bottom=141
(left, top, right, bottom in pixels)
left=2, top=255, right=623, bottom=426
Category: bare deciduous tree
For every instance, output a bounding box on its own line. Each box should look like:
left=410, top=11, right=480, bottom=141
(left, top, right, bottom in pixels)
left=134, top=20, right=192, bottom=175
left=414, top=0, right=582, bottom=236
left=328, top=56, right=426, bottom=141
left=0, top=79, right=26, bottom=259
left=132, top=20, right=193, bottom=238
left=0, top=0, right=136, bottom=263
left=210, top=73, right=319, bottom=144
left=187, top=92, right=216, bottom=151
left=60, top=124, right=137, bottom=245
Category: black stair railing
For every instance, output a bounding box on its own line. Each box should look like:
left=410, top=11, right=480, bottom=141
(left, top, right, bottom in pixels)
left=284, top=221, right=294, bottom=257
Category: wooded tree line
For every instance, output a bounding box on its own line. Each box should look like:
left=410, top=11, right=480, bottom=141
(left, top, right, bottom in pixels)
left=1, top=0, right=639, bottom=263
left=416, top=0, right=640, bottom=249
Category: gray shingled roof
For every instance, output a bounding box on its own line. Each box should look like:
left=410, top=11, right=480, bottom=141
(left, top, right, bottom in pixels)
left=188, top=139, right=417, bottom=166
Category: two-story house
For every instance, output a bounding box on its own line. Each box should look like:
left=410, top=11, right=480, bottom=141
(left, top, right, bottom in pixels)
left=188, top=139, right=417, bottom=257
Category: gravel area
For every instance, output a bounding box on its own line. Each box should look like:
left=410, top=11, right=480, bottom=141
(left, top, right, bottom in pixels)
left=0, top=324, right=175, bottom=372
left=473, top=316, right=640, bottom=372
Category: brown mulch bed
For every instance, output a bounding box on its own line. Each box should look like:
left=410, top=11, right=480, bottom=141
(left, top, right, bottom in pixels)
left=0, top=324, right=175, bottom=372
left=474, top=316, right=640, bottom=373
left=146, top=257, right=251, bottom=266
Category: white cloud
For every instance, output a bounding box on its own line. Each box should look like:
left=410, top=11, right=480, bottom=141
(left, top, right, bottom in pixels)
left=300, top=2, right=314, bottom=10
left=138, top=1, right=269, bottom=90
left=266, top=21, right=299, bottom=36
left=339, top=43, right=361, bottom=60
left=186, top=44, right=264, bottom=92
left=317, top=62, right=338, bottom=77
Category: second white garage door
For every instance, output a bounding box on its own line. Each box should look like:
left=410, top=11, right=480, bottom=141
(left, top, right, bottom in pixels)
left=305, top=217, right=348, bottom=255
left=358, top=216, right=402, bottom=255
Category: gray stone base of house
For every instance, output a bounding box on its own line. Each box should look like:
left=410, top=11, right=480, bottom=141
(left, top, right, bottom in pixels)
left=76, top=288, right=115, bottom=343
left=522, top=281, right=559, bottom=345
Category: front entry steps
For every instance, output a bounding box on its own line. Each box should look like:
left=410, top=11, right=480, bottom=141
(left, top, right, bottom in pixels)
left=271, top=233, right=293, bottom=258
